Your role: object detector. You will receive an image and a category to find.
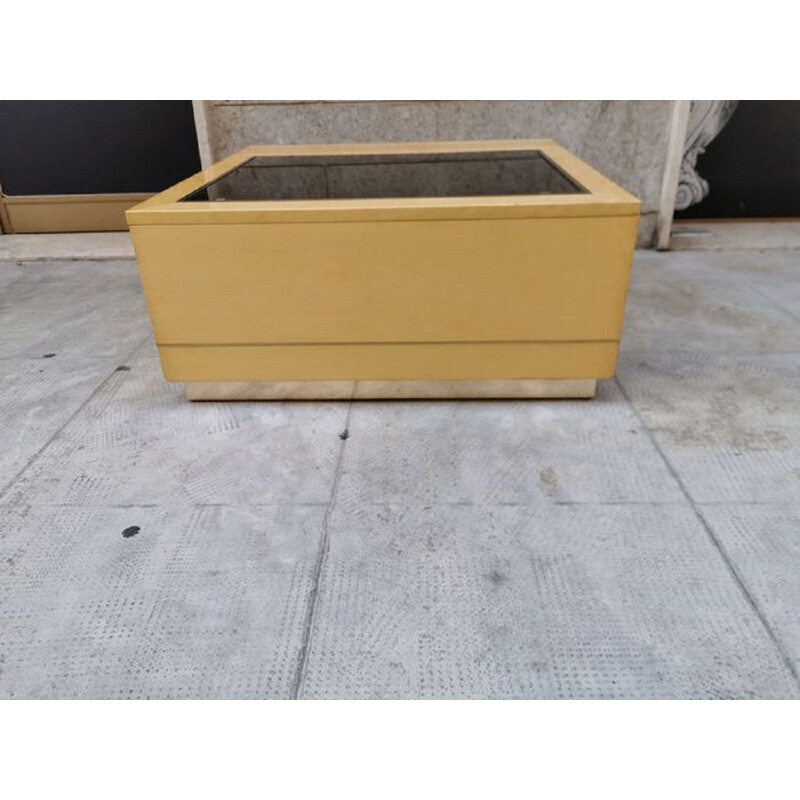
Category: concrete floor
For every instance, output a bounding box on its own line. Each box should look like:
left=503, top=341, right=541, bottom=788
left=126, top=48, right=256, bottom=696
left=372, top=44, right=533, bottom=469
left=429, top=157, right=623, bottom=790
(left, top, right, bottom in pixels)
left=0, top=232, right=134, bottom=263
left=1, top=246, right=799, bottom=699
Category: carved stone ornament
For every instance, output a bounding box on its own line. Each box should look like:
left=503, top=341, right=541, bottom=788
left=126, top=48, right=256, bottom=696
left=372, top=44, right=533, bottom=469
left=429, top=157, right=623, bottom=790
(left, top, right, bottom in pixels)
left=675, top=100, right=739, bottom=210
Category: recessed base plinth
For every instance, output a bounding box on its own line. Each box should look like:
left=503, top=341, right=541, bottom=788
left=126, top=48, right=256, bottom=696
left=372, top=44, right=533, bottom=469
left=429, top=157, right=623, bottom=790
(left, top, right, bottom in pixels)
left=186, top=379, right=597, bottom=401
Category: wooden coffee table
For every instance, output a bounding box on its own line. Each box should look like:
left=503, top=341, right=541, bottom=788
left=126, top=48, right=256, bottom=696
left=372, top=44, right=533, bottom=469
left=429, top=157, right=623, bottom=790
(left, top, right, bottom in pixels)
left=127, top=140, right=639, bottom=400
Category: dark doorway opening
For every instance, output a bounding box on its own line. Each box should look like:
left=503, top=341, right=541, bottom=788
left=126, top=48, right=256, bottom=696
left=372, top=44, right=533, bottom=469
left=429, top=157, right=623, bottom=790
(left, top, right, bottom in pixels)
left=676, top=100, right=800, bottom=219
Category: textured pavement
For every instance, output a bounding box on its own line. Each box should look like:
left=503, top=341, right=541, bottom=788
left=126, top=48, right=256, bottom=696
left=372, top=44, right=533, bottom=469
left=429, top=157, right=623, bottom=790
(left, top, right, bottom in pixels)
left=1, top=249, right=799, bottom=699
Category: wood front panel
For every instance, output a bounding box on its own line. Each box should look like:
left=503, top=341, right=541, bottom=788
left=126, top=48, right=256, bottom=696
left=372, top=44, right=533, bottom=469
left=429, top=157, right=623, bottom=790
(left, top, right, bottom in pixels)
left=157, top=341, right=618, bottom=381
left=131, top=215, right=637, bottom=347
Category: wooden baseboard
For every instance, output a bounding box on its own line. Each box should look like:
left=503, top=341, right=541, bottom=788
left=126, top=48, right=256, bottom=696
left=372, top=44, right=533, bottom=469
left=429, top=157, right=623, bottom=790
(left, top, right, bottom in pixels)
left=3, top=193, right=152, bottom=233
left=186, top=379, right=597, bottom=401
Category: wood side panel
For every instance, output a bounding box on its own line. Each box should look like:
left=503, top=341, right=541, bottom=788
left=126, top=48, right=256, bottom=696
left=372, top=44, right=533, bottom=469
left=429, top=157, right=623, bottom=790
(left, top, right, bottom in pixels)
left=158, top=342, right=618, bottom=382
left=131, top=215, right=637, bottom=346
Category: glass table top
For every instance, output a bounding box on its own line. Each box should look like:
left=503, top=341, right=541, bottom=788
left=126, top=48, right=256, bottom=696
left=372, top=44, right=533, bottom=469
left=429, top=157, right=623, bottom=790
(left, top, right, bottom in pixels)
left=180, top=150, right=586, bottom=202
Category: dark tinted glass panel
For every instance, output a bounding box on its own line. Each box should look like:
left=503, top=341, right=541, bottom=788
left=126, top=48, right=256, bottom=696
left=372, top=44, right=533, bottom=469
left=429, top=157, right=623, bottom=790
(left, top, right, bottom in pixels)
left=181, top=150, right=585, bottom=202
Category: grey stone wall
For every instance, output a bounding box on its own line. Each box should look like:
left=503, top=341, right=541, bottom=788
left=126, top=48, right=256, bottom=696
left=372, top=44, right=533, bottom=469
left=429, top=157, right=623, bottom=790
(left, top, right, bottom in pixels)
left=205, top=101, right=675, bottom=247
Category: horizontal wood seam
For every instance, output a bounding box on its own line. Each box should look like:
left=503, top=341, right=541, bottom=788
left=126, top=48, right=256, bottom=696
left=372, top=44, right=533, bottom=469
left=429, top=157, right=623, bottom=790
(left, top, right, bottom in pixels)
left=158, top=339, right=620, bottom=348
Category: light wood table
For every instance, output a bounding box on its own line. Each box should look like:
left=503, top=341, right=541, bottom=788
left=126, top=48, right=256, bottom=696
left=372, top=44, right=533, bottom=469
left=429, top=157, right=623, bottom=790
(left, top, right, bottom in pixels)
left=127, top=140, right=639, bottom=400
